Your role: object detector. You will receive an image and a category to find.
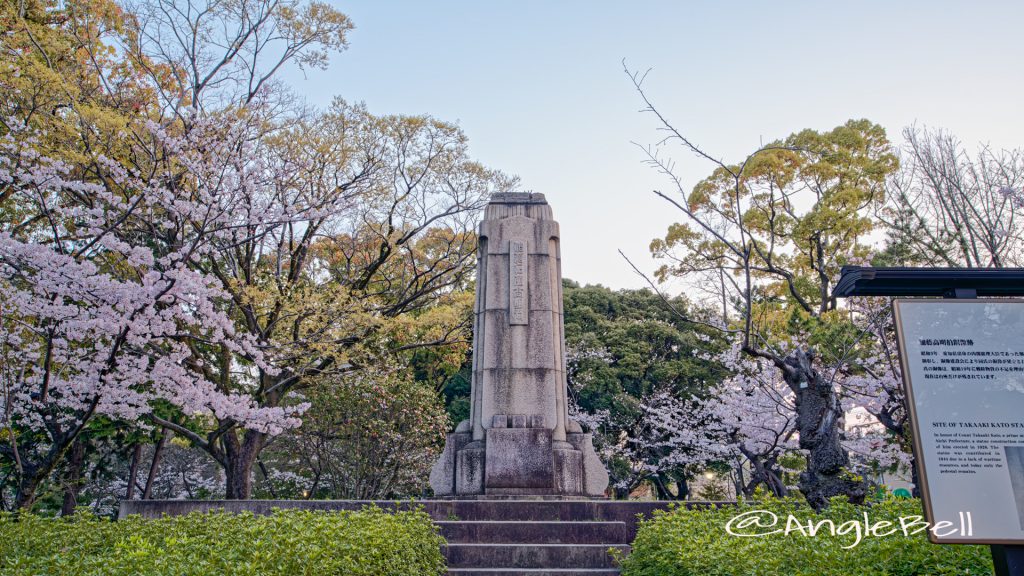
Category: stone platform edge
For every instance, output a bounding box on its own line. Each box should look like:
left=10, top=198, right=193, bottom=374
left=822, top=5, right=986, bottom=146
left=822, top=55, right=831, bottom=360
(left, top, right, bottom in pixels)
left=118, top=499, right=735, bottom=539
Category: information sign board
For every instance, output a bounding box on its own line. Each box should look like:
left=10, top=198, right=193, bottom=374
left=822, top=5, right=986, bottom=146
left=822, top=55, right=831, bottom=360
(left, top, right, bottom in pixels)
left=895, top=299, right=1024, bottom=544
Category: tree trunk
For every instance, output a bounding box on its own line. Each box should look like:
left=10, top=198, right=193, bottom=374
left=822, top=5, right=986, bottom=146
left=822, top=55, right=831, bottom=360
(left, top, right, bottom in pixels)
left=14, top=467, right=42, bottom=511
left=126, top=444, right=142, bottom=500
left=733, top=458, right=746, bottom=499
left=60, top=439, right=87, bottom=516
left=142, top=429, right=170, bottom=500
left=677, top=476, right=690, bottom=500
left=14, top=438, right=76, bottom=510
left=257, top=459, right=278, bottom=499
left=651, top=473, right=689, bottom=500
left=745, top=454, right=787, bottom=497
left=223, top=429, right=264, bottom=499
left=783, top=349, right=866, bottom=510
left=765, top=467, right=788, bottom=498
left=653, top=475, right=678, bottom=500
left=738, top=445, right=788, bottom=497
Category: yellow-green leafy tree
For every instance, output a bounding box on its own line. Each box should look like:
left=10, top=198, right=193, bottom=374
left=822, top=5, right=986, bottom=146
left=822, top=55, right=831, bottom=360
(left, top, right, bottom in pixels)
left=627, top=64, right=897, bottom=509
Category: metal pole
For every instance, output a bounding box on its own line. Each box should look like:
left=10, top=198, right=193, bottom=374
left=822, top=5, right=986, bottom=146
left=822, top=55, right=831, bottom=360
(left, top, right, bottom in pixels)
left=993, top=545, right=1024, bottom=576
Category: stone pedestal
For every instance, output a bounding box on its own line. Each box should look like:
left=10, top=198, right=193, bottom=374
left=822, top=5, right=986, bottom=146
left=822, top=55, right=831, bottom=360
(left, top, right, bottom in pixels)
left=430, top=192, right=608, bottom=498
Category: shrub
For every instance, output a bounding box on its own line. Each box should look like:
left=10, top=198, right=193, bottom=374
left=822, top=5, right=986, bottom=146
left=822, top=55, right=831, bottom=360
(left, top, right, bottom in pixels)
left=0, top=507, right=445, bottom=576
left=621, top=497, right=992, bottom=576
left=259, top=372, right=450, bottom=500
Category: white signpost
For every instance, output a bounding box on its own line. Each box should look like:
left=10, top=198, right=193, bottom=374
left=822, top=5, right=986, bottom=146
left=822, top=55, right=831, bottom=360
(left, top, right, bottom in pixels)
left=895, top=299, right=1024, bottom=544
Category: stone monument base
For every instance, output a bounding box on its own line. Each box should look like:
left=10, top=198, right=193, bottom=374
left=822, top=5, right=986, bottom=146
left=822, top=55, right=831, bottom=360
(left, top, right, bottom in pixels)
left=436, top=494, right=608, bottom=501
left=430, top=417, right=609, bottom=498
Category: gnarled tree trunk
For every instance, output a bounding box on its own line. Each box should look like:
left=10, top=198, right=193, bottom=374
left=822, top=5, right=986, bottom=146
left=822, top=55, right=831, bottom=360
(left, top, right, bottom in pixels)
left=782, top=349, right=866, bottom=509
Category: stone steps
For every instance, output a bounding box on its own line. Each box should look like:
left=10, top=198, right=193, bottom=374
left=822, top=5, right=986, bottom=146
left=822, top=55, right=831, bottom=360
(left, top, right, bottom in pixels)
left=445, top=543, right=628, bottom=570
left=441, top=517, right=629, bottom=575
left=450, top=565, right=622, bottom=569
left=437, top=520, right=627, bottom=544
left=424, top=500, right=668, bottom=534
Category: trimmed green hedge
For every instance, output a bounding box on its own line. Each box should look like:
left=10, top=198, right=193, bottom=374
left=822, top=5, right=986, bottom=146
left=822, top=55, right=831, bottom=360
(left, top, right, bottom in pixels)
left=0, top=507, right=446, bottom=576
left=621, top=497, right=992, bottom=576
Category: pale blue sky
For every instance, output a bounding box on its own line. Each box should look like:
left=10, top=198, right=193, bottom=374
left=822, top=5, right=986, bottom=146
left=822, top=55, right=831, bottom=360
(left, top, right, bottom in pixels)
left=283, top=1, right=1024, bottom=289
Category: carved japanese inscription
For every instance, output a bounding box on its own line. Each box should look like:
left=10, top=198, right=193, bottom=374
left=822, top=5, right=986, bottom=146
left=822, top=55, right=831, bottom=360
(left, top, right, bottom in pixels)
left=509, top=239, right=527, bottom=325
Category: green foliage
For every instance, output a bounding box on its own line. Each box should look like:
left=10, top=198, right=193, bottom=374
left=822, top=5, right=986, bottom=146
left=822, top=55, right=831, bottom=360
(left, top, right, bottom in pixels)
left=561, top=280, right=727, bottom=495
left=563, top=281, right=725, bottom=414
left=0, top=507, right=446, bottom=576
left=439, top=363, right=472, bottom=425
left=652, top=119, right=897, bottom=320
left=261, top=372, right=449, bottom=499
left=693, top=477, right=731, bottom=501
left=621, top=497, right=991, bottom=576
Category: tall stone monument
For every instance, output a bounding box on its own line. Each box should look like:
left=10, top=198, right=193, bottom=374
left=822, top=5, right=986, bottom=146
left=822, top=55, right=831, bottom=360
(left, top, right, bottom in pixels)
left=430, top=192, right=609, bottom=498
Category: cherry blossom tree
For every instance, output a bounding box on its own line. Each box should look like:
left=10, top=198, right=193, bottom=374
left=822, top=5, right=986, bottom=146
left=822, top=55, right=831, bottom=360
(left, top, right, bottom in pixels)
left=613, top=388, right=729, bottom=499
left=0, top=110, right=314, bottom=510
left=701, top=332, right=909, bottom=499
left=569, top=334, right=815, bottom=501
left=700, top=341, right=799, bottom=498
left=0, top=0, right=360, bottom=508
left=2, top=0, right=513, bottom=505
left=833, top=295, right=915, bottom=488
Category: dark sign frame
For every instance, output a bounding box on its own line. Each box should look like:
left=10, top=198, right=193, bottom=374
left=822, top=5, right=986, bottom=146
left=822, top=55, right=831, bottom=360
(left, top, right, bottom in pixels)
left=893, top=298, right=1024, bottom=545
